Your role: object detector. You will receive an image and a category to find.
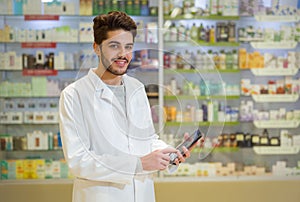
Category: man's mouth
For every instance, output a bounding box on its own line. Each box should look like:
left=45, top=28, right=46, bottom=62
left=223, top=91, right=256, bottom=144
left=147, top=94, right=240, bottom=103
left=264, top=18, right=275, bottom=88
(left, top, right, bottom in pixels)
left=113, top=59, right=128, bottom=67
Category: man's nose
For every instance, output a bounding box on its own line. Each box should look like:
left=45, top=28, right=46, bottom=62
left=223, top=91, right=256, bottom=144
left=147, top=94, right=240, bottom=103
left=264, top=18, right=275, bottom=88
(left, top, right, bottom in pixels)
left=117, top=47, right=126, bottom=57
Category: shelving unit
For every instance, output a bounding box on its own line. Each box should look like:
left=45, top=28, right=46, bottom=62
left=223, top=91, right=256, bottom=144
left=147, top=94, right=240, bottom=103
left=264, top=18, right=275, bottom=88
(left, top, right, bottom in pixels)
left=0, top=1, right=160, bottom=183
left=0, top=0, right=299, bottom=185
left=159, top=0, right=300, bottom=183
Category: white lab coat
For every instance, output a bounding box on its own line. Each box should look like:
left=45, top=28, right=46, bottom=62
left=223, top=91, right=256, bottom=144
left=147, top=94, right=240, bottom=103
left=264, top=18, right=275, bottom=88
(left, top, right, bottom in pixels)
left=59, top=68, right=168, bottom=202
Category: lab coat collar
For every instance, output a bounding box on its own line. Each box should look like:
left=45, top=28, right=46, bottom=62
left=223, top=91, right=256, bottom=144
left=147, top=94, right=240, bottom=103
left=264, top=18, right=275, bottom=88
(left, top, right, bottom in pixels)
left=87, top=68, right=128, bottom=92
left=87, top=68, right=128, bottom=117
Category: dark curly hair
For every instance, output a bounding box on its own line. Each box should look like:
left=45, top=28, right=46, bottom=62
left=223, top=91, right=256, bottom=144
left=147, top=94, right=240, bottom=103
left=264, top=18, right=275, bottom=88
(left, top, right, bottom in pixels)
left=93, top=11, right=137, bottom=45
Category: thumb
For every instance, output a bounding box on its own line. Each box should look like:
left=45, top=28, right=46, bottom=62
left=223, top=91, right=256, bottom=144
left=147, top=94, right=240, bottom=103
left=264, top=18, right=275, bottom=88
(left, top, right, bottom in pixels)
left=161, top=147, right=177, bottom=154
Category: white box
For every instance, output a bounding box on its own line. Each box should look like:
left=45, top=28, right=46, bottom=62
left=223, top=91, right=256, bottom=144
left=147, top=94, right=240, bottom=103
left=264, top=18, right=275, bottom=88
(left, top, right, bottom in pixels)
left=23, top=0, right=41, bottom=14
left=27, top=132, right=42, bottom=150
left=146, top=22, right=158, bottom=44
left=79, top=22, right=93, bottom=42
left=33, top=112, right=46, bottom=123
left=9, top=112, right=23, bottom=124
left=45, top=112, right=58, bottom=124
left=24, top=111, right=34, bottom=123
left=0, top=112, right=9, bottom=124
left=41, top=133, right=49, bottom=150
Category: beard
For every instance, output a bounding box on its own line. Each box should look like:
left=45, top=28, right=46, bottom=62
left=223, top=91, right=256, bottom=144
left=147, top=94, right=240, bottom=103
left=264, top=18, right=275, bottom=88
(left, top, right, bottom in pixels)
left=100, top=51, right=129, bottom=76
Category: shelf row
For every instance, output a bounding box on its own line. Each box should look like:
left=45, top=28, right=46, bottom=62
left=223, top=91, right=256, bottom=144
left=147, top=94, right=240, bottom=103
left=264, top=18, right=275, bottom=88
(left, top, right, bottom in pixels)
left=1, top=146, right=299, bottom=155
left=164, top=41, right=299, bottom=49
left=1, top=120, right=299, bottom=129
left=164, top=15, right=300, bottom=22
left=1, top=175, right=300, bottom=184
left=0, top=41, right=299, bottom=49
left=1, top=68, right=299, bottom=76
left=163, top=120, right=300, bottom=129
left=0, top=14, right=299, bottom=23
left=0, top=94, right=299, bottom=102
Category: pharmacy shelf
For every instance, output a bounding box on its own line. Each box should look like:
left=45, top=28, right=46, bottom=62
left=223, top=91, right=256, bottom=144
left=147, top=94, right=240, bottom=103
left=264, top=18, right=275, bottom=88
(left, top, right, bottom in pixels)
left=0, top=122, right=59, bottom=125
left=0, top=41, right=157, bottom=46
left=164, top=95, right=240, bottom=100
left=155, top=175, right=300, bottom=182
left=164, top=41, right=240, bottom=47
left=164, top=121, right=239, bottom=127
left=253, top=120, right=300, bottom=129
left=164, top=15, right=240, bottom=21
left=0, top=179, right=73, bottom=184
left=253, top=146, right=300, bottom=155
left=2, top=175, right=300, bottom=184
left=164, top=69, right=240, bottom=74
left=193, top=147, right=240, bottom=153
left=250, top=68, right=298, bottom=76
left=251, top=94, right=299, bottom=102
left=250, top=41, right=297, bottom=49
left=0, top=96, right=60, bottom=98
left=254, top=15, right=299, bottom=22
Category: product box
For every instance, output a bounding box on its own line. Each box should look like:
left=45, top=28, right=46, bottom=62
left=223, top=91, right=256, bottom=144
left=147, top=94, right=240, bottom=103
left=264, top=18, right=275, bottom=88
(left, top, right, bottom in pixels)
left=45, top=159, right=53, bottom=179
left=44, top=1, right=75, bottom=15
left=79, top=0, right=92, bottom=16
left=13, top=0, right=23, bottom=15
left=22, top=0, right=41, bottom=14
left=1, top=160, right=16, bottom=179
left=54, top=52, right=65, bottom=70
left=15, top=160, right=24, bottom=179
left=146, top=22, right=158, bottom=44
left=0, top=0, right=13, bottom=14
left=31, top=77, right=47, bottom=97
left=27, top=131, right=47, bottom=150
left=24, top=111, right=34, bottom=123
left=45, top=112, right=59, bottom=124
left=60, top=160, right=69, bottom=179
left=6, top=112, right=22, bottom=124
left=35, top=159, right=45, bottom=179
left=79, top=22, right=93, bottom=42
left=241, top=79, right=251, bottom=96
left=33, top=112, right=47, bottom=124
left=135, top=20, right=145, bottom=43
left=4, top=99, right=15, bottom=110
left=23, top=159, right=37, bottom=179
left=292, top=135, right=300, bottom=146
left=52, top=160, right=61, bottom=178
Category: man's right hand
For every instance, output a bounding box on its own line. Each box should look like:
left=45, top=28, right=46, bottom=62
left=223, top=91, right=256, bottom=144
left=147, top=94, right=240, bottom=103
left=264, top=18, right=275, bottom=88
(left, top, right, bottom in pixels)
left=140, top=147, right=182, bottom=171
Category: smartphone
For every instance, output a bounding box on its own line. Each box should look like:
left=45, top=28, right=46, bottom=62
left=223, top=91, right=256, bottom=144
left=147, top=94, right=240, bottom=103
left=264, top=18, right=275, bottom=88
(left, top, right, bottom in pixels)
left=169, top=128, right=203, bottom=165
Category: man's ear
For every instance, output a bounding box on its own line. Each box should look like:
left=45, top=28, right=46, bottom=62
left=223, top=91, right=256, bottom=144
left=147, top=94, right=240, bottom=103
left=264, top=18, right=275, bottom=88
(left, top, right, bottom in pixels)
left=93, top=42, right=100, bottom=55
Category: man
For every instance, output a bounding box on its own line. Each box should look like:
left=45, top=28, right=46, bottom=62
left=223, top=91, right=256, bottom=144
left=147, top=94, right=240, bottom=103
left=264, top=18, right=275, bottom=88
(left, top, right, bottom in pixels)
left=59, top=11, right=190, bottom=202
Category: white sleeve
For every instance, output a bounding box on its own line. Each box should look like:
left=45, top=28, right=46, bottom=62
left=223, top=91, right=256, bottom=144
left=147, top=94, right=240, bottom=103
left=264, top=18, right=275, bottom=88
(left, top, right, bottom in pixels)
left=59, top=88, right=138, bottom=184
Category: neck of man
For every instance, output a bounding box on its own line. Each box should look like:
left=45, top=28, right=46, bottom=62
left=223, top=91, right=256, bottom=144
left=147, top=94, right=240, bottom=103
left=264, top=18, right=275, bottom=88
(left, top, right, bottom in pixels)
left=94, top=66, right=123, bottom=86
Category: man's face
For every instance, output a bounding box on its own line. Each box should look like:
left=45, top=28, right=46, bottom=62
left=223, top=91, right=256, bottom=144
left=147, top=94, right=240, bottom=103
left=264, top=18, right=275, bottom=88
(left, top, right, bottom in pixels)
left=99, top=30, right=134, bottom=76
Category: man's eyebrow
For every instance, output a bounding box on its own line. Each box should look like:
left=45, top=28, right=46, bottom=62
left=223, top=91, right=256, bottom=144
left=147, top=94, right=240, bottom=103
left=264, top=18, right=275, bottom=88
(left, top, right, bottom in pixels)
left=108, top=41, right=121, bottom=44
left=108, top=41, right=134, bottom=46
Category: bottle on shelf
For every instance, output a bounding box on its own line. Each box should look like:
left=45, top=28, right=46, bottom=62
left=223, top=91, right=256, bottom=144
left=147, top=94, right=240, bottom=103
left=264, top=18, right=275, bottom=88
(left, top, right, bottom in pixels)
left=183, top=50, right=192, bottom=69
left=251, top=133, right=260, bottom=146
left=209, top=25, right=215, bottom=43
left=228, top=21, right=236, bottom=42
left=176, top=52, right=184, bottom=69
left=198, top=23, right=206, bottom=42
left=177, top=23, right=186, bottom=42
left=270, top=136, right=280, bottom=147
left=190, top=23, right=198, bottom=42
left=169, top=23, right=178, bottom=42
left=260, top=129, right=270, bottom=146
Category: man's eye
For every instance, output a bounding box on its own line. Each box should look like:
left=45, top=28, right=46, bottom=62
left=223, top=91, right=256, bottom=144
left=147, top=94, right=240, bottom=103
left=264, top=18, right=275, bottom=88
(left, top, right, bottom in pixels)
left=110, top=44, right=119, bottom=49
left=125, top=45, right=133, bottom=50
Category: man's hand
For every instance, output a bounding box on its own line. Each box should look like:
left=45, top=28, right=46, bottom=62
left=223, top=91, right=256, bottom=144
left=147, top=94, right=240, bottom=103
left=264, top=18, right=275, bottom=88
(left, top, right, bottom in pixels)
left=140, top=147, right=184, bottom=171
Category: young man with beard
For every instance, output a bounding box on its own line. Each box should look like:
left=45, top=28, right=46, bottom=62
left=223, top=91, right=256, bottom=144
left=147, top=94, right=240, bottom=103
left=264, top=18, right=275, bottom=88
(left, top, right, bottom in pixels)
left=59, top=11, right=191, bottom=202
